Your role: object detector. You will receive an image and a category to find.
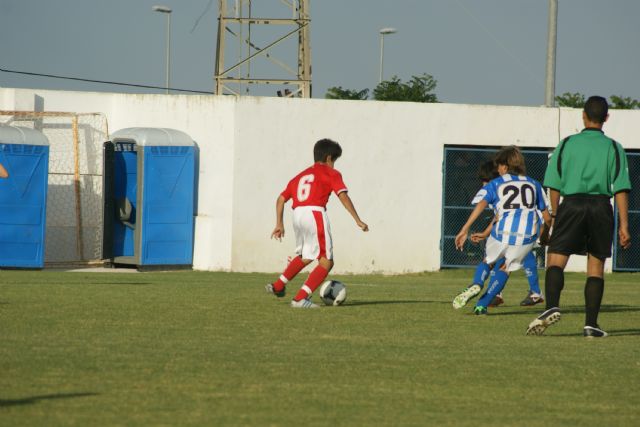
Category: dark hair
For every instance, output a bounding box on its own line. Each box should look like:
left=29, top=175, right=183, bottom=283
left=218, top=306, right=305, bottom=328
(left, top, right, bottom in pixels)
left=478, top=160, right=498, bottom=183
left=584, top=96, right=608, bottom=123
left=494, top=145, right=526, bottom=175
left=313, top=138, right=342, bottom=162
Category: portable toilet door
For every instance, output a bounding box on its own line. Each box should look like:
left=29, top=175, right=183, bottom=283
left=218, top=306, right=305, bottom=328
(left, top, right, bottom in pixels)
left=105, top=128, right=195, bottom=268
left=0, top=125, right=50, bottom=268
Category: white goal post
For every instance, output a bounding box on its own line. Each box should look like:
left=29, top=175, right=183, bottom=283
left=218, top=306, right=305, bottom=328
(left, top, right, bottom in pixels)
left=0, top=111, right=109, bottom=266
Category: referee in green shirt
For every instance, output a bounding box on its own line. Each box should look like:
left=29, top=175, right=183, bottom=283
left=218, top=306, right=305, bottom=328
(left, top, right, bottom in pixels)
left=526, top=96, right=632, bottom=338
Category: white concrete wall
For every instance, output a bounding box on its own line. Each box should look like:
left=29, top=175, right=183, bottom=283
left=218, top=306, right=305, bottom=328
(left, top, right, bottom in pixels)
left=1, top=87, right=638, bottom=273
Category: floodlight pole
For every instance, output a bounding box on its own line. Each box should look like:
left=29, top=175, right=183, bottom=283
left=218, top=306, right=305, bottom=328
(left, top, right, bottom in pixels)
left=153, top=5, right=172, bottom=94
left=379, top=28, right=397, bottom=83
left=544, top=0, right=558, bottom=107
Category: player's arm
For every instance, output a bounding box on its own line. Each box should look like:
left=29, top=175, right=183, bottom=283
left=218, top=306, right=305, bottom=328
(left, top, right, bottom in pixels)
left=455, top=200, right=488, bottom=250
left=538, top=208, right=553, bottom=246
left=271, top=195, right=287, bottom=241
left=471, top=215, right=495, bottom=242
left=337, top=192, right=369, bottom=232
left=615, top=191, right=631, bottom=249
left=0, top=162, right=8, bottom=178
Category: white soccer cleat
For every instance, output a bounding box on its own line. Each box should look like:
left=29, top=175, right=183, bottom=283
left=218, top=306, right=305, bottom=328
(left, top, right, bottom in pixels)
left=452, top=284, right=482, bottom=309
left=290, top=298, right=320, bottom=308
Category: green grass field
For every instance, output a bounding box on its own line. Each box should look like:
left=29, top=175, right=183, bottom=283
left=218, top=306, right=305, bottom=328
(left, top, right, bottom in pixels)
left=1, top=269, right=639, bottom=426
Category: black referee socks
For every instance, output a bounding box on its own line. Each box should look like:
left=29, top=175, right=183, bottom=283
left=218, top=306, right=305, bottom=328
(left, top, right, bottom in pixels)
left=544, top=266, right=565, bottom=310
left=585, top=276, right=605, bottom=328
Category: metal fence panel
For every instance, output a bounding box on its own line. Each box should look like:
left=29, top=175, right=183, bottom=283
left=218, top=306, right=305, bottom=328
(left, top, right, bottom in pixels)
left=613, top=151, right=640, bottom=271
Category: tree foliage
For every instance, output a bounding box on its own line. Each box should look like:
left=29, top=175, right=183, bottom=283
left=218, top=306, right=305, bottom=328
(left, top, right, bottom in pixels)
left=325, top=86, right=369, bottom=100
left=373, top=74, right=438, bottom=103
left=609, top=95, right=640, bottom=110
left=555, top=92, right=586, bottom=108
left=324, top=73, right=439, bottom=103
left=555, top=92, right=639, bottom=109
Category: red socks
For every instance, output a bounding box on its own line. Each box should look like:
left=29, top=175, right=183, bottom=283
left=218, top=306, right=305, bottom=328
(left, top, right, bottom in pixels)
left=293, top=265, right=329, bottom=301
left=273, top=256, right=306, bottom=292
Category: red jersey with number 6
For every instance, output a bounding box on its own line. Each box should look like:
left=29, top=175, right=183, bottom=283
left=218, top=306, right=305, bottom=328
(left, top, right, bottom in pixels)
left=281, top=163, right=348, bottom=208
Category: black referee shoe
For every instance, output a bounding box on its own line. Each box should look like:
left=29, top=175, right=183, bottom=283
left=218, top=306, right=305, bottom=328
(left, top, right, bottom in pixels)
left=526, top=307, right=561, bottom=336
left=584, top=325, right=608, bottom=338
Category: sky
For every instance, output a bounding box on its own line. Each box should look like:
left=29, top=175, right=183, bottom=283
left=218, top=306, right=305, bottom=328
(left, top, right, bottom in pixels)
left=1, top=0, right=639, bottom=107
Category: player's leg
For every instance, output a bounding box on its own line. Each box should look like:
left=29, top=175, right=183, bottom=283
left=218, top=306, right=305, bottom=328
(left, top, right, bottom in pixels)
left=291, top=209, right=333, bottom=307
left=488, top=258, right=506, bottom=307
left=470, top=238, right=509, bottom=313
left=525, top=252, right=566, bottom=335
left=453, top=237, right=503, bottom=309
left=472, top=261, right=491, bottom=289
left=267, top=208, right=311, bottom=297
left=478, top=242, right=534, bottom=314
left=520, top=251, right=544, bottom=306
left=475, top=264, right=510, bottom=314
left=583, top=254, right=607, bottom=337
left=452, top=260, right=490, bottom=309
left=267, top=256, right=311, bottom=297
left=544, top=253, right=569, bottom=309
left=293, top=257, right=334, bottom=303
left=583, top=198, right=613, bottom=337
left=527, top=198, right=587, bottom=335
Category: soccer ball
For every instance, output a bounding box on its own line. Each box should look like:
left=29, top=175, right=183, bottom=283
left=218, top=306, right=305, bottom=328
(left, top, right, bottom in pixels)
left=319, top=280, right=347, bottom=306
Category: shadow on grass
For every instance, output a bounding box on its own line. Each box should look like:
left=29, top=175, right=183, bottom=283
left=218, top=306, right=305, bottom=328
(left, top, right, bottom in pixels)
left=608, top=328, right=640, bottom=336
left=540, top=328, right=640, bottom=338
left=347, top=300, right=447, bottom=306
left=489, top=304, right=640, bottom=317
left=0, top=392, right=99, bottom=408
left=87, top=282, right=152, bottom=286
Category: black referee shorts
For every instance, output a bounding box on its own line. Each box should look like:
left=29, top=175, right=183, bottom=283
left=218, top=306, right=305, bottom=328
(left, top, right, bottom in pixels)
left=548, top=194, right=614, bottom=260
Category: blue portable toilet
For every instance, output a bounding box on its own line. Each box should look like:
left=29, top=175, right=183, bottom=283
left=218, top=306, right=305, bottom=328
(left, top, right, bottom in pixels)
left=103, top=128, right=195, bottom=269
left=0, top=125, right=49, bottom=268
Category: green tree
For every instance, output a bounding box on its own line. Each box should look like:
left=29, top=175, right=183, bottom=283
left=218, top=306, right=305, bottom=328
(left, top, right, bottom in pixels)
left=373, top=74, right=438, bottom=103
left=555, top=92, right=640, bottom=110
left=325, top=86, right=369, bottom=100
left=609, top=95, right=640, bottom=110
left=555, top=92, right=585, bottom=108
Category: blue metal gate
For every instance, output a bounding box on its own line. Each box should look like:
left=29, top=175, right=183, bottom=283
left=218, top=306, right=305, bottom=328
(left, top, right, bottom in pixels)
left=441, top=146, right=550, bottom=268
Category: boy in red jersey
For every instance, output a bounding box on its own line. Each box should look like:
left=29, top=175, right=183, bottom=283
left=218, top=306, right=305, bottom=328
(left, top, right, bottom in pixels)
left=266, top=138, right=369, bottom=308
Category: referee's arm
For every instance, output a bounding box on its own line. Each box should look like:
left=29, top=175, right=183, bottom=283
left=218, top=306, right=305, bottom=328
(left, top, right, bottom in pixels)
left=548, top=188, right=561, bottom=218
left=615, top=191, right=631, bottom=249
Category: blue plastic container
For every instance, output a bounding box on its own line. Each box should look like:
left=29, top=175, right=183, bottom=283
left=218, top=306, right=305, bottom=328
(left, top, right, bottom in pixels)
left=0, top=125, right=49, bottom=268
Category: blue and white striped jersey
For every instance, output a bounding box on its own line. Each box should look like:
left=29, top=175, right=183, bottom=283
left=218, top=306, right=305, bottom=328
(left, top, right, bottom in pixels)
left=471, top=174, right=548, bottom=245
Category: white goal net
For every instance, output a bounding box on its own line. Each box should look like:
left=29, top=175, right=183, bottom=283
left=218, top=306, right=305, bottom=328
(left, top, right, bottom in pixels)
left=0, top=111, right=108, bottom=265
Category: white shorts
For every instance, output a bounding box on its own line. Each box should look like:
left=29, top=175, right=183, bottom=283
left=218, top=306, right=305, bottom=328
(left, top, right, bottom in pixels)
left=484, top=235, right=535, bottom=272
left=292, top=206, right=333, bottom=260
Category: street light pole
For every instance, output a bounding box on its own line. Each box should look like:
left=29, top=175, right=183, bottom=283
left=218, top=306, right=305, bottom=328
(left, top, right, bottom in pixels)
left=152, top=5, right=172, bottom=94
left=379, top=28, right=397, bottom=83
left=544, top=0, right=558, bottom=107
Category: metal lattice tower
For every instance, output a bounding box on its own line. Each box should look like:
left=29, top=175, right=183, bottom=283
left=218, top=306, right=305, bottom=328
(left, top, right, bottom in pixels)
left=214, top=0, right=311, bottom=97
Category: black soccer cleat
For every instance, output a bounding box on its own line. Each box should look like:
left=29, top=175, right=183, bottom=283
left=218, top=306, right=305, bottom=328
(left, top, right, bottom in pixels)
left=520, top=291, right=544, bottom=306
left=583, top=325, right=608, bottom=338
left=526, top=307, right=561, bottom=336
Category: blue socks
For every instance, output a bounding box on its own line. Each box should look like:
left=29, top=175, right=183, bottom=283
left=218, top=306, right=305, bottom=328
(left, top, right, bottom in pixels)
left=471, top=262, right=491, bottom=288
left=522, top=252, right=541, bottom=294
left=477, top=269, right=509, bottom=308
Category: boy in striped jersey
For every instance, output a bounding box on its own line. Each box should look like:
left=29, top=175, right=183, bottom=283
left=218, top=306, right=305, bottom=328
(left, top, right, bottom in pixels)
left=454, top=146, right=552, bottom=315
left=452, top=160, right=545, bottom=310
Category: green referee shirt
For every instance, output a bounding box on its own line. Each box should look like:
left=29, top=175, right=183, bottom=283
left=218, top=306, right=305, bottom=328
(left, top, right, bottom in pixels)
left=544, top=128, right=631, bottom=197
